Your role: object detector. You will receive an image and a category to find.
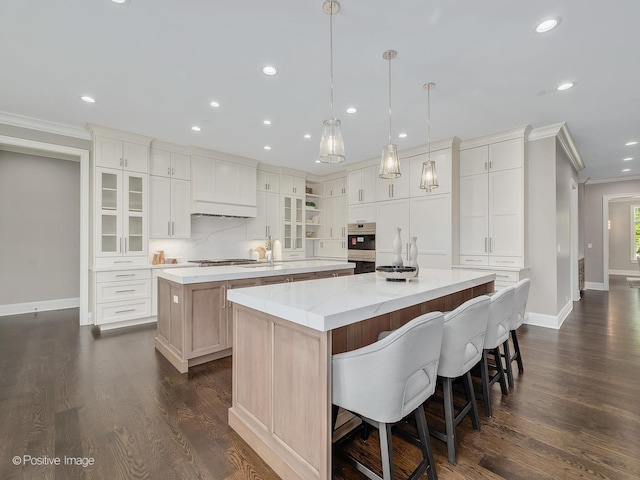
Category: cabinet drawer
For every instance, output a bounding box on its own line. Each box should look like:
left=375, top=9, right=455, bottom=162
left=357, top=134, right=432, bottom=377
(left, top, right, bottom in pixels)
left=94, top=256, right=148, bottom=269
left=493, top=271, right=518, bottom=283
left=489, top=256, right=523, bottom=268
left=96, top=269, right=151, bottom=283
left=96, top=299, right=151, bottom=325
left=97, top=279, right=151, bottom=303
left=459, top=255, right=488, bottom=266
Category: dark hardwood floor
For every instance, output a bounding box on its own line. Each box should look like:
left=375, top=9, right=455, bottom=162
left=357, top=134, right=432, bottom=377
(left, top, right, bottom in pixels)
left=1, top=275, right=639, bottom=479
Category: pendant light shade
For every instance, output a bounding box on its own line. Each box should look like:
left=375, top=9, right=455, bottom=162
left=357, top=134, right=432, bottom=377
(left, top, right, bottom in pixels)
left=420, top=82, right=439, bottom=191
left=379, top=49, right=400, bottom=178
left=318, top=0, right=345, bottom=164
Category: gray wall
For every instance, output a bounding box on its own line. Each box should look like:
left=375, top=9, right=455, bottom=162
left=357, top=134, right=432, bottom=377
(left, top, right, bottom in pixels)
left=555, top=142, right=576, bottom=312
left=0, top=151, right=80, bottom=305
left=609, top=200, right=638, bottom=272
left=584, top=180, right=640, bottom=284
left=527, top=136, right=558, bottom=316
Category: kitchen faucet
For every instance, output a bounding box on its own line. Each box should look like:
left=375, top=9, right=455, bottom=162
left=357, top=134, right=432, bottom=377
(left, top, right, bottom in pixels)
left=267, top=235, right=275, bottom=267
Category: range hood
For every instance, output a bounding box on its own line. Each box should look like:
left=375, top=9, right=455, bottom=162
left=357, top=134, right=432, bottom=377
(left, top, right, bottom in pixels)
left=191, top=200, right=257, bottom=218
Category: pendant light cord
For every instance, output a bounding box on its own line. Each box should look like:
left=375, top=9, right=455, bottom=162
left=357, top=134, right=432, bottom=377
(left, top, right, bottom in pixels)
left=427, top=84, right=431, bottom=160
left=388, top=56, right=392, bottom=144
left=329, top=5, right=334, bottom=120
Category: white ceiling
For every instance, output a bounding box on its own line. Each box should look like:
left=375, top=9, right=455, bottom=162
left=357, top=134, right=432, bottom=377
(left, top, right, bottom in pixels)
left=2, top=0, right=639, bottom=181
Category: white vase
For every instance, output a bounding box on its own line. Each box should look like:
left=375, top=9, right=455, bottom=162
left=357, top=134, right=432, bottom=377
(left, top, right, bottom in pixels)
left=409, top=236, right=419, bottom=274
left=392, top=227, right=403, bottom=267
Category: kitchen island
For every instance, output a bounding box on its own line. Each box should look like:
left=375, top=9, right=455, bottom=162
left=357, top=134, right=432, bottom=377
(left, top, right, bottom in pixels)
left=155, top=260, right=354, bottom=373
left=226, top=268, right=495, bottom=480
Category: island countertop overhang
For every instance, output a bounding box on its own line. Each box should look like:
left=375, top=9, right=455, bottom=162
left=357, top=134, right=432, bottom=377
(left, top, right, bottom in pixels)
left=227, top=268, right=495, bottom=332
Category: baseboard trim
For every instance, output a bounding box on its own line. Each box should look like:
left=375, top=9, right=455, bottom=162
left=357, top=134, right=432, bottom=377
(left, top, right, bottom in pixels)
left=98, top=316, right=156, bottom=332
left=525, top=300, right=573, bottom=330
left=0, top=297, right=80, bottom=317
left=609, top=269, right=639, bottom=276
left=585, top=282, right=605, bottom=291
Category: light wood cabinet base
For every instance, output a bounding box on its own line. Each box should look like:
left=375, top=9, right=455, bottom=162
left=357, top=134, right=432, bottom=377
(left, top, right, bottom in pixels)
left=155, top=336, right=232, bottom=374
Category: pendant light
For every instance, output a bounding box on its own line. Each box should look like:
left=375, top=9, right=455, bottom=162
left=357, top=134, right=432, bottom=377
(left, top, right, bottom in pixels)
left=379, top=50, right=400, bottom=178
left=420, top=82, right=439, bottom=191
left=318, top=0, right=345, bottom=164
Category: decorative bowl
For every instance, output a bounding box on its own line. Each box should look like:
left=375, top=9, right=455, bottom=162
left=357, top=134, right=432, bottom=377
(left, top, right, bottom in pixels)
left=375, top=265, right=418, bottom=281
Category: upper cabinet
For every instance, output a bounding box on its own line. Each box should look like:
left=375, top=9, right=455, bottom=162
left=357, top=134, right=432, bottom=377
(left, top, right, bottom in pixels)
left=280, top=174, right=305, bottom=196
left=459, top=136, right=526, bottom=268
left=149, top=149, right=190, bottom=180
left=191, top=153, right=257, bottom=217
left=348, top=165, right=377, bottom=205
left=257, top=169, right=280, bottom=193
left=376, top=158, right=411, bottom=201
left=408, top=149, right=453, bottom=196
left=323, top=176, right=346, bottom=197
left=94, top=136, right=149, bottom=173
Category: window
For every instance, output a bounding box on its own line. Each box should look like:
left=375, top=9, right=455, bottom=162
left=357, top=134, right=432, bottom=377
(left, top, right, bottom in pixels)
left=632, top=205, right=640, bottom=261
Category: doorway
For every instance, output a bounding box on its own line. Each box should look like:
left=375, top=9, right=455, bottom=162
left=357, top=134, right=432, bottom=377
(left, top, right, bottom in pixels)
left=602, top=192, right=640, bottom=291
left=0, top=135, right=89, bottom=325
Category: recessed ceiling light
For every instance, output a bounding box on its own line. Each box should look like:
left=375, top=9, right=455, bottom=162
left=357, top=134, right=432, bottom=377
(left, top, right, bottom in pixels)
left=623, top=157, right=634, bottom=161
left=535, top=17, right=561, bottom=33
left=191, top=126, right=201, bottom=132
left=264, top=145, right=271, bottom=150
left=346, top=107, right=357, bottom=114
left=80, top=95, right=96, bottom=103
left=262, top=66, right=277, bottom=76
left=398, top=133, right=407, bottom=139
left=626, top=141, right=639, bottom=146
left=304, top=134, right=311, bottom=139
left=263, top=120, right=271, bottom=125
left=110, top=0, right=130, bottom=4
left=210, top=101, right=220, bottom=108
left=315, top=159, right=321, bottom=163
left=623, top=169, right=631, bottom=172
left=556, top=82, right=575, bottom=91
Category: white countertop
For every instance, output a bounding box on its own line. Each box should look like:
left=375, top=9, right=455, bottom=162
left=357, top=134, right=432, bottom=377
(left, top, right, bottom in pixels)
left=91, top=262, right=199, bottom=272
left=227, top=268, right=495, bottom=332
left=452, top=264, right=529, bottom=272
left=156, top=259, right=354, bottom=284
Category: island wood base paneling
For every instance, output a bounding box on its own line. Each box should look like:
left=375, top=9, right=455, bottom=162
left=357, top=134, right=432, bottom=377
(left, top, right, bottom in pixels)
left=228, top=280, right=493, bottom=480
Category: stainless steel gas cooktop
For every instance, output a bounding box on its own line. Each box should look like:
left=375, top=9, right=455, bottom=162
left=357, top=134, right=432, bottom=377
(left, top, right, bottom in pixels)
left=189, top=259, right=258, bottom=267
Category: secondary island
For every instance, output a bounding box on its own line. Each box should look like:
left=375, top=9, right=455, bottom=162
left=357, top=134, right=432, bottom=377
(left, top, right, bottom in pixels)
left=226, top=268, right=495, bottom=480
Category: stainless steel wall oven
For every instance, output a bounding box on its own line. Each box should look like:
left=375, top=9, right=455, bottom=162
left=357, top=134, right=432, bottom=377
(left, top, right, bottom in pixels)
left=347, top=223, right=376, bottom=274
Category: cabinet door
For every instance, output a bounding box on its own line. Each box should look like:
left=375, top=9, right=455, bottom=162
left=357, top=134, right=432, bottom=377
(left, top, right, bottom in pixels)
left=332, top=195, right=347, bottom=239
left=460, top=145, right=488, bottom=177
left=376, top=158, right=410, bottom=201
left=360, top=165, right=377, bottom=203
left=489, top=168, right=523, bottom=258
left=95, top=137, right=123, bottom=170
left=150, top=149, right=172, bottom=177
left=171, top=178, right=191, bottom=238
left=214, top=160, right=240, bottom=204
left=348, top=203, right=376, bottom=223
left=409, top=149, right=452, bottom=196
left=122, top=172, right=148, bottom=256
left=459, top=174, right=488, bottom=257
left=410, top=194, right=452, bottom=268
left=191, top=156, right=215, bottom=202
left=171, top=153, right=191, bottom=180
left=186, top=282, right=227, bottom=357
left=149, top=175, right=171, bottom=238
left=238, top=164, right=257, bottom=206
left=95, top=168, right=123, bottom=255
left=123, top=142, right=148, bottom=173
left=267, top=191, right=280, bottom=239
left=323, top=197, right=334, bottom=239
left=489, top=138, right=523, bottom=172
left=375, top=198, right=410, bottom=264
left=257, top=170, right=279, bottom=192
left=334, top=176, right=347, bottom=196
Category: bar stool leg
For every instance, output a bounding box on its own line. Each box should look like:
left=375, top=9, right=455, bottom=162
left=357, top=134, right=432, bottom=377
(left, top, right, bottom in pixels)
left=512, top=330, right=524, bottom=373
left=463, top=371, right=481, bottom=431
left=480, top=352, right=492, bottom=417
left=441, top=377, right=457, bottom=465
left=414, top=405, right=438, bottom=480
left=503, top=339, right=514, bottom=387
left=379, top=422, right=394, bottom=480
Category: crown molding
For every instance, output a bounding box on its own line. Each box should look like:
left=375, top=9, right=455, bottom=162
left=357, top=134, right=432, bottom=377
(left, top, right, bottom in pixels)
left=189, top=144, right=259, bottom=167
left=529, top=122, right=584, bottom=173
left=150, top=139, right=190, bottom=154
left=86, top=123, right=154, bottom=145
left=0, top=111, right=90, bottom=140
left=584, top=174, right=640, bottom=185
left=459, top=125, right=532, bottom=150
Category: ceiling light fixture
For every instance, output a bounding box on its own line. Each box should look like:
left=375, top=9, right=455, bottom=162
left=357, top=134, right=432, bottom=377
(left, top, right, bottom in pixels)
left=379, top=49, right=400, bottom=179
left=535, top=17, right=561, bottom=33
left=557, top=82, right=575, bottom=91
left=263, top=120, right=272, bottom=125
left=626, top=141, right=638, bottom=146
left=191, top=126, right=201, bottom=132
left=110, top=0, right=130, bottom=4
left=346, top=107, right=357, bottom=114
left=623, top=169, right=631, bottom=172
left=398, top=133, right=407, bottom=139
left=318, top=0, right=345, bottom=164
left=304, top=134, right=311, bottom=139
left=420, top=83, right=439, bottom=192
left=210, top=101, right=220, bottom=108
left=264, top=145, right=271, bottom=150
left=262, top=66, right=277, bottom=76
left=623, top=157, right=634, bottom=161
left=80, top=96, right=96, bottom=103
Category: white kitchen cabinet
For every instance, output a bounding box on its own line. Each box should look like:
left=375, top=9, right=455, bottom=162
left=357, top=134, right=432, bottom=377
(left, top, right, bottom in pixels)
left=315, top=239, right=347, bottom=259
left=281, top=194, right=305, bottom=258
left=257, top=169, right=280, bottom=193
left=191, top=155, right=257, bottom=215
left=150, top=149, right=190, bottom=180
left=376, top=158, right=410, bottom=201
left=94, top=167, right=148, bottom=260
left=149, top=175, right=191, bottom=239
left=249, top=190, right=281, bottom=240
left=280, top=174, right=305, bottom=195
left=409, top=149, right=452, bottom=197
left=323, top=176, right=347, bottom=197
left=459, top=137, right=525, bottom=267
left=95, top=268, right=151, bottom=327
left=375, top=198, right=410, bottom=266
left=409, top=194, right=453, bottom=268
left=348, top=165, right=377, bottom=205
left=94, top=136, right=149, bottom=173
left=348, top=203, right=376, bottom=223
left=322, top=196, right=347, bottom=240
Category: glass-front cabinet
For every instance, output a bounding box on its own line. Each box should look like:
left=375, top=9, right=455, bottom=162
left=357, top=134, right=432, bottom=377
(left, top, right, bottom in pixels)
left=282, top=195, right=304, bottom=255
left=96, top=167, right=148, bottom=257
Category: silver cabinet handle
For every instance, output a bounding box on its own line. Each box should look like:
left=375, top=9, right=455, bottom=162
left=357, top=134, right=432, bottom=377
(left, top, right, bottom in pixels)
left=115, top=289, right=136, bottom=294
left=120, top=237, right=123, bottom=253
left=167, top=167, right=171, bottom=175
left=391, top=184, right=394, bottom=197
left=172, top=221, right=175, bottom=236
left=171, top=167, right=175, bottom=175
left=168, top=221, right=171, bottom=236
left=115, top=273, right=136, bottom=277
left=330, top=227, right=333, bottom=238
left=388, top=185, right=391, bottom=198
left=484, top=162, right=488, bottom=171
left=114, top=260, right=133, bottom=264
left=120, top=158, right=124, bottom=167
left=124, top=158, right=128, bottom=167
left=116, top=309, right=135, bottom=314
left=221, top=286, right=226, bottom=309
left=125, top=238, right=128, bottom=253
left=485, top=237, right=488, bottom=253
left=489, top=238, right=492, bottom=253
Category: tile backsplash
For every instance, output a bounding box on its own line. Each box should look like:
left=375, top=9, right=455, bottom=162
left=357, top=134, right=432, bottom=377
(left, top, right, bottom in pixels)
left=149, top=216, right=267, bottom=263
